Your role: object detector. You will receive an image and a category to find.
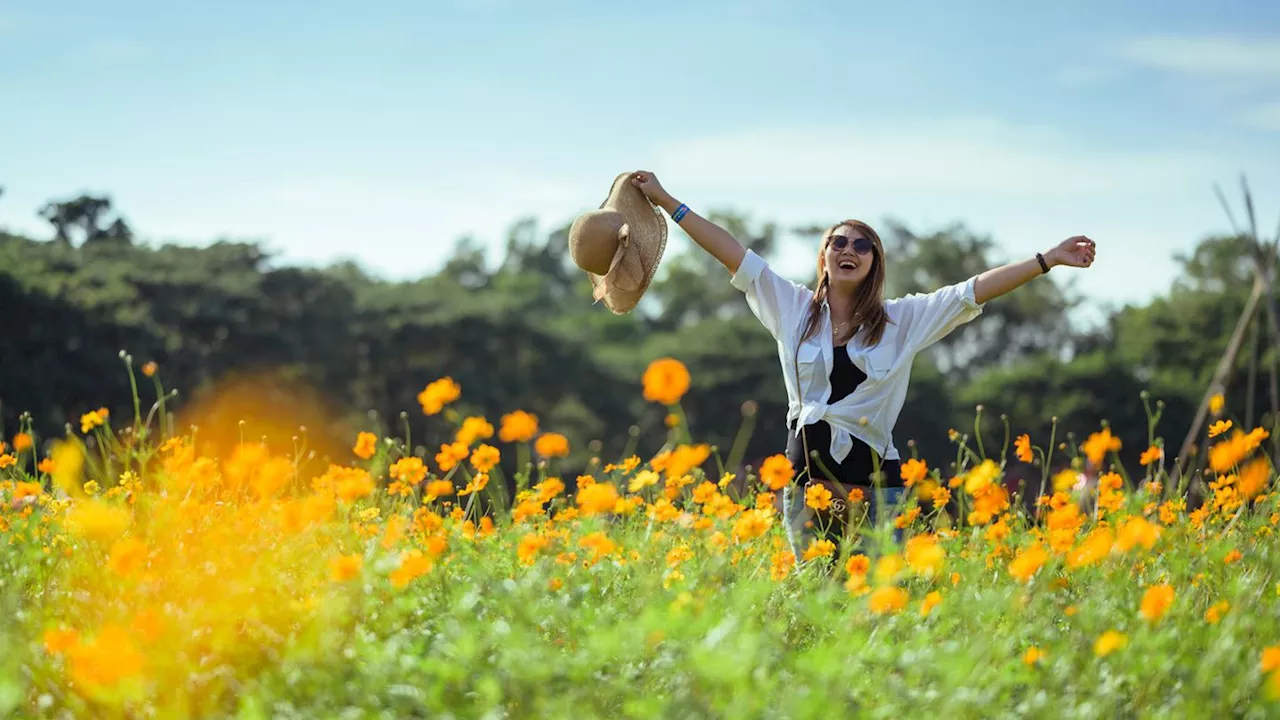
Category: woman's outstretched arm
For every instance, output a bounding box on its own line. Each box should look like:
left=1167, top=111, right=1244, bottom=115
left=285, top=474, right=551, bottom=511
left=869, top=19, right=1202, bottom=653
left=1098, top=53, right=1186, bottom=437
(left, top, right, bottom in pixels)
left=973, top=235, right=1097, bottom=304
left=630, top=171, right=747, bottom=274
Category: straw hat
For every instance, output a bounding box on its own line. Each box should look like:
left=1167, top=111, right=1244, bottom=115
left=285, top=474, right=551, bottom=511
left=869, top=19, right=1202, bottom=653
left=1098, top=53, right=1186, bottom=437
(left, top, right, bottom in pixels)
left=569, top=171, right=668, bottom=314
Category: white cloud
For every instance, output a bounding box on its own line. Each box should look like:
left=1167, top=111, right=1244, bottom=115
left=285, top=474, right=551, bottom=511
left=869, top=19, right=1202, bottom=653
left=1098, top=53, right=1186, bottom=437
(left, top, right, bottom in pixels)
left=1117, top=35, right=1280, bottom=78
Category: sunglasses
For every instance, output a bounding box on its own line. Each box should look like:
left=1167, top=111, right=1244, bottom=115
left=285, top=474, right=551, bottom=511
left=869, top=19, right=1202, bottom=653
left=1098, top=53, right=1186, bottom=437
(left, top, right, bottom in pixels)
left=829, top=234, right=874, bottom=255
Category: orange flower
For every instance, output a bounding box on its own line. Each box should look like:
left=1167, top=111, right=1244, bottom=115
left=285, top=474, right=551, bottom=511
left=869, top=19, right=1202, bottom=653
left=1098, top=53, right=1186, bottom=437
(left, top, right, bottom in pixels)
left=1261, top=647, right=1280, bottom=673
left=1008, top=543, right=1048, bottom=584
left=424, top=479, right=454, bottom=500
left=471, top=444, right=501, bottom=472
left=389, top=457, right=427, bottom=485
left=1023, top=647, right=1044, bottom=666
left=12, top=432, right=32, bottom=453
left=1139, top=445, right=1163, bottom=466
left=535, top=433, right=570, bottom=458
left=759, top=455, right=794, bottom=491
left=1015, top=434, right=1033, bottom=463
left=352, top=432, right=377, bottom=460
left=845, top=554, right=871, bottom=577
left=919, top=590, right=942, bottom=617
left=456, top=416, right=495, bottom=447
left=141, top=361, right=158, bottom=377
left=900, top=458, right=929, bottom=486
left=577, top=482, right=620, bottom=515
left=329, top=554, right=363, bottom=582
left=417, top=377, right=461, bottom=415
left=1139, top=583, right=1174, bottom=623
left=867, top=586, right=908, bottom=615
left=1081, top=428, right=1122, bottom=467
left=499, top=410, right=539, bottom=443
left=642, top=357, right=691, bottom=405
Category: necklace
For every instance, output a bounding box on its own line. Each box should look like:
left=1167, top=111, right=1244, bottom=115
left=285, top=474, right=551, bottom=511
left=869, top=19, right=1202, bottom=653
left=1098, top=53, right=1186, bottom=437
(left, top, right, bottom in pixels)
left=832, top=318, right=856, bottom=340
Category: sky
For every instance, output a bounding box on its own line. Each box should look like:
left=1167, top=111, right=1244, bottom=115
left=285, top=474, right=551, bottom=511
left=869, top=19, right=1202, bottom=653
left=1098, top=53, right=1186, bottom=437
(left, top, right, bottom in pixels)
left=2, top=0, right=1278, bottom=324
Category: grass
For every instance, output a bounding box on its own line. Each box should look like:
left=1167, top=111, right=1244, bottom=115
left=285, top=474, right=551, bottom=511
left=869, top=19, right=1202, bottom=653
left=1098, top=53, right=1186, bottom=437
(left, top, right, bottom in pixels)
left=2, top=356, right=1279, bottom=718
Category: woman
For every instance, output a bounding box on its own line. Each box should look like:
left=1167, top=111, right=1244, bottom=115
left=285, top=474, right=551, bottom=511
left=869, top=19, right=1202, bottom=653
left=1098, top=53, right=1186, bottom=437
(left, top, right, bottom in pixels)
left=628, top=170, right=1097, bottom=554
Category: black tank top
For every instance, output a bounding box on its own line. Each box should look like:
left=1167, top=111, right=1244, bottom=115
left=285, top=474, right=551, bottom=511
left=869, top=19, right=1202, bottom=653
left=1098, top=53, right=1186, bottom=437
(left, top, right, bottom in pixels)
left=784, top=344, right=903, bottom=487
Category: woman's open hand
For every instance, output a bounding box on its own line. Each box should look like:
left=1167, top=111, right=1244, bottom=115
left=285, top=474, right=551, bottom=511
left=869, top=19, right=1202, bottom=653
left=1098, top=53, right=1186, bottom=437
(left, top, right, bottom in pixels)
left=1048, top=235, right=1096, bottom=269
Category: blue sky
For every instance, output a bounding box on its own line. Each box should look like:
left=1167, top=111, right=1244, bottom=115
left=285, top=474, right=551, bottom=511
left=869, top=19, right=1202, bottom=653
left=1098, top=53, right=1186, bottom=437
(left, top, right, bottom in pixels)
left=2, top=0, right=1278, bottom=321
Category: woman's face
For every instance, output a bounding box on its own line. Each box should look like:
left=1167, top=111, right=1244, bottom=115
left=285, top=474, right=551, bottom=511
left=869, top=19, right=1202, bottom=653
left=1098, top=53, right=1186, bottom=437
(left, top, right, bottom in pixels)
left=824, top=224, right=875, bottom=289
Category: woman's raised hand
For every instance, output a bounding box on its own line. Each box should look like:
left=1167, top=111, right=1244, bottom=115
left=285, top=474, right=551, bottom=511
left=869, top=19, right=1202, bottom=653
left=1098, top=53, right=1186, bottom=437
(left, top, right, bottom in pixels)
left=629, top=171, right=670, bottom=205
left=1048, top=235, right=1096, bottom=269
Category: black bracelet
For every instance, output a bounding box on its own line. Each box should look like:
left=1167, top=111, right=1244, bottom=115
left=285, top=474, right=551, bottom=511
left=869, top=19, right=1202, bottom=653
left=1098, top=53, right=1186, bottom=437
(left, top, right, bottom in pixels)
left=1036, top=253, right=1050, bottom=274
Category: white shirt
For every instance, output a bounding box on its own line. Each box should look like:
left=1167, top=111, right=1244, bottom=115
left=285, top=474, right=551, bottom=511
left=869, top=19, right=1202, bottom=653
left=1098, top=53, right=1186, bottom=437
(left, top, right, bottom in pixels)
left=730, top=249, right=985, bottom=463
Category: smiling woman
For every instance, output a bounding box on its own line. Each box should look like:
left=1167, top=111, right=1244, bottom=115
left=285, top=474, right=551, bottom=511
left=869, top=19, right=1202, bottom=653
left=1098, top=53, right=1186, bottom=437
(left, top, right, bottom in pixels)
left=628, top=169, right=1097, bottom=554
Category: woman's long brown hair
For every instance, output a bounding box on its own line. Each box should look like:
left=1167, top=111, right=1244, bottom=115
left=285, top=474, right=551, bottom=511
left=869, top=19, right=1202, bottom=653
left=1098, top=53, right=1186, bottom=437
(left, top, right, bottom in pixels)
left=797, top=219, right=890, bottom=347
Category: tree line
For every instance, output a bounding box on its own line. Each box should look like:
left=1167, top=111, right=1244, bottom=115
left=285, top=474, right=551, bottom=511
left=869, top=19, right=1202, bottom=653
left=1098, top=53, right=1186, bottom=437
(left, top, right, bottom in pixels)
left=1, top=190, right=1270, bottom=484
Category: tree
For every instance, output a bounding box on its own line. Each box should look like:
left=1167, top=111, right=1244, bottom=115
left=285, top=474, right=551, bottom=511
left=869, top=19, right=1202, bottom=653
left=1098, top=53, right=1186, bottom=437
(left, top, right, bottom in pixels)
left=38, top=195, right=133, bottom=247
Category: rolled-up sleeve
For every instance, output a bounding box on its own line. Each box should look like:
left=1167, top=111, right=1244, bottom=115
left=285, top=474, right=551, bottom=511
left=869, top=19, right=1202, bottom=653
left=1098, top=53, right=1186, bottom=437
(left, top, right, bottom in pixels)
left=895, top=275, right=985, bottom=353
left=731, top=249, right=811, bottom=341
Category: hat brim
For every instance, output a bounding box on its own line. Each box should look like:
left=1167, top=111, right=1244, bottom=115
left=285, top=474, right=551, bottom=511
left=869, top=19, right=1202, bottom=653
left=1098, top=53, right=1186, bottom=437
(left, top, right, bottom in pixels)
left=587, top=172, right=668, bottom=314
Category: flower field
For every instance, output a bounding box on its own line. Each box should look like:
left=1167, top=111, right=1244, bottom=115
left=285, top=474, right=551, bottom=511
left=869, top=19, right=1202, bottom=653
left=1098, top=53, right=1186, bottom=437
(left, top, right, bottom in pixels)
left=3, top=356, right=1280, bottom=718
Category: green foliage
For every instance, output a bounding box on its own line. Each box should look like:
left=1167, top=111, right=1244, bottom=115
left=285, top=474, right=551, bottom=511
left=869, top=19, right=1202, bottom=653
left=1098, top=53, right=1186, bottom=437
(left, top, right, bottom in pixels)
left=2, top=197, right=1276, bottom=483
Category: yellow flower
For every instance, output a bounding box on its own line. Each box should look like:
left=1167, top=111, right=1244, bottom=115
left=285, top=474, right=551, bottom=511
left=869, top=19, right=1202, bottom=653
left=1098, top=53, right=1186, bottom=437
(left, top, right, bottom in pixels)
left=867, top=586, right=908, bottom=615
left=1094, top=630, right=1127, bottom=657
left=1208, top=419, right=1233, bottom=438
left=1023, top=646, right=1044, bottom=666
left=732, top=508, right=773, bottom=541
left=79, top=408, right=108, bottom=434
left=65, top=500, right=131, bottom=544
left=535, top=433, right=570, bottom=458
left=417, top=377, right=461, bottom=415
left=329, top=554, right=363, bottom=582
left=759, top=455, right=794, bottom=491
left=1139, top=583, right=1174, bottom=623
left=628, top=470, right=660, bottom=493
left=802, top=539, right=836, bottom=561
left=1209, top=393, right=1225, bottom=416
left=770, top=550, right=796, bottom=580
left=1015, top=434, right=1033, bottom=463
left=905, top=534, right=945, bottom=577
left=352, top=432, right=378, bottom=460
left=642, top=357, right=691, bottom=405
left=499, top=410, right=539, bottom=443
left=804, top=483, right=832, bottom=511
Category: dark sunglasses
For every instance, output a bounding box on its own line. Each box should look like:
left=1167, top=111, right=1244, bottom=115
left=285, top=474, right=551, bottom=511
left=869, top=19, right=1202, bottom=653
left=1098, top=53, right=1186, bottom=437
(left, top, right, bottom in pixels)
left=829, top=234, right=874, bottom=255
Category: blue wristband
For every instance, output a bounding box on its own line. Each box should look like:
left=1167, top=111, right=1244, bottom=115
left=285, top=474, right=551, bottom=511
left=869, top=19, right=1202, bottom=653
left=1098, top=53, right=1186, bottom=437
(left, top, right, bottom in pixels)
left=671, top=203, right=689, bottom=222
